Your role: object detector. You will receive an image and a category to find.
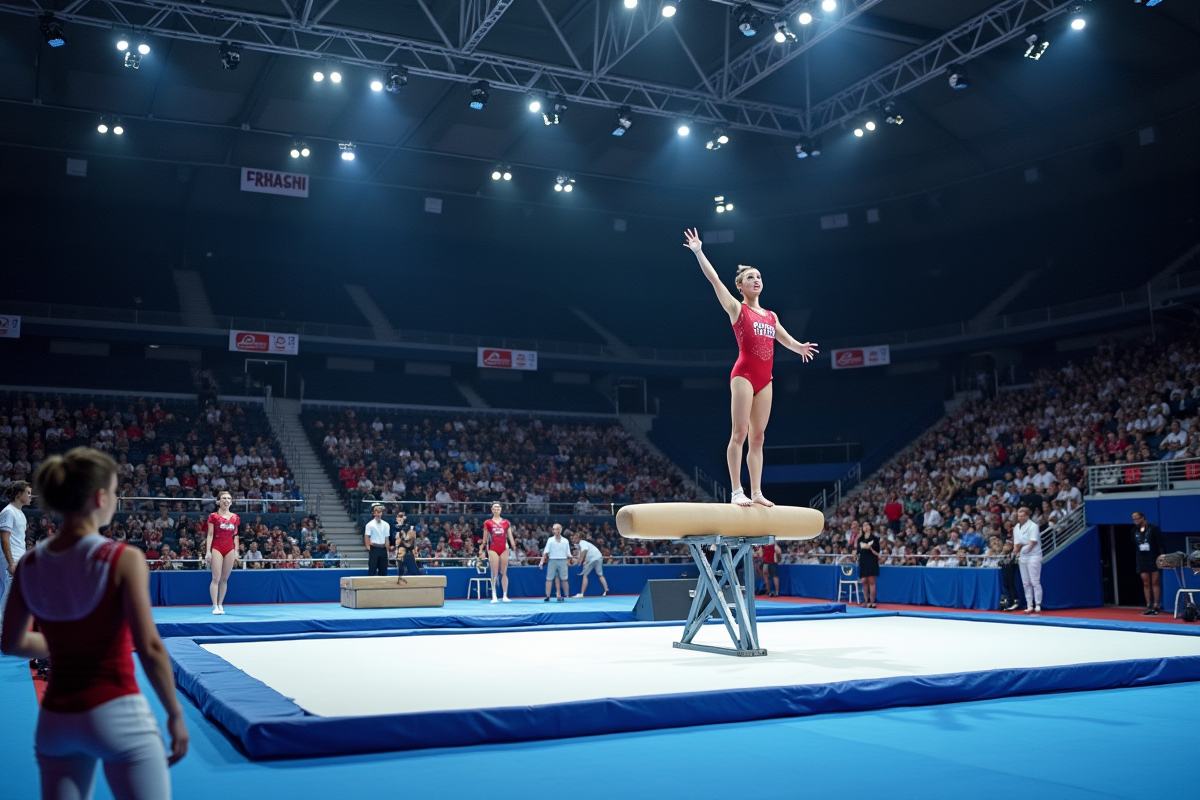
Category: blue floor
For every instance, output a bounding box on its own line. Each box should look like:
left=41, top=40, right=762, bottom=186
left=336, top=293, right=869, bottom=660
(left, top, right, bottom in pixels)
left=2, top=652, right=1193, bottom=799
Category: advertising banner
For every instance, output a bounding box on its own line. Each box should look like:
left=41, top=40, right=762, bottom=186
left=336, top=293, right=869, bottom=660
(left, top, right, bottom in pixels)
left=229, top=330, right=299, bottom=355
left=0, top=315, right=20, bottom=339
left=831, top=345, right=890, bottom=370
left=477, top=347, right=537, bottom=371
left=240, top=168, right=309, bottom=198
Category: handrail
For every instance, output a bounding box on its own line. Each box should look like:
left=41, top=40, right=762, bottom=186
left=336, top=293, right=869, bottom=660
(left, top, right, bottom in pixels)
left=1040, top=505, right=1088, bottom=560
left=357, top=499, right=618, bottom=516
left=113, top=496, right=306, bottom=513
left=693, top=466, right=728, bottom=503
left=1086, top=457, right=1200, bottom=495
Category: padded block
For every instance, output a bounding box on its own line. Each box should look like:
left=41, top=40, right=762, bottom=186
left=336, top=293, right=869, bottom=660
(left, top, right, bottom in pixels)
left=617, top=503, right=824, bottom=541
left=340, top=575, right=447, bottom=609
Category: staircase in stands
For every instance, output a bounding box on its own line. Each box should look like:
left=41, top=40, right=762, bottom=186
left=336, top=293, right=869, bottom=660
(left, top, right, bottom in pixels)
left=264, top=397, right=363, bottom=556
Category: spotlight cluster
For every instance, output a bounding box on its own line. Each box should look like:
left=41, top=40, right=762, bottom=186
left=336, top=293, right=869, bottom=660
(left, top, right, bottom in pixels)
left=40, top=14, right=65, bottom=48
left=714, top=196, right=733, bottom=213
left=289, top=141, right=311, bottom=159
left=219, top=42, right=241, bottom=70
left=554, top=174, right=575, bottom=193
left=96, top=116, right=125, bottom=135
left=706, top=128, right=729, bottom=150
left=612, top=106, right=632, bottom=137
left=794, top=137, right=820, bottom=159
left=469, top=80, right=489, bottom=110
left=116, top=36, right=151, bottom=69
left=491, top=165, right=513, bottom=181
left=339, top=141, right=356, bottom=161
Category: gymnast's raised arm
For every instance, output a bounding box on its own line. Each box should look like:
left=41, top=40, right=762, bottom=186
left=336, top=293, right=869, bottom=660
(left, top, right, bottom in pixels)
left=683, top=228, right=741, bottom=325
left=774, top=319, right=819, bottom=363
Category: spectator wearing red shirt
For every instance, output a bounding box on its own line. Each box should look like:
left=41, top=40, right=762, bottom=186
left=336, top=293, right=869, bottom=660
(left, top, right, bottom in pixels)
left=758, top=541, right=780, bottom=597
left=883, top=496, right=903, bottom=531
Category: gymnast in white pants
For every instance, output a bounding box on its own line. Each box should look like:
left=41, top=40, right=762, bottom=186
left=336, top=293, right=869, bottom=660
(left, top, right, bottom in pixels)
left=1013, top=507, right=1043, bottom=615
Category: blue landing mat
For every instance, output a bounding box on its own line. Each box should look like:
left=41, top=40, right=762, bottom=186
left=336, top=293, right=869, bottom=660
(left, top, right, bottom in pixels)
left=153, top=597, right=843, bottom=638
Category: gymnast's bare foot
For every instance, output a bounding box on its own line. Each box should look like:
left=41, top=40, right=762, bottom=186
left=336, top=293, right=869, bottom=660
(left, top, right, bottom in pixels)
left=752, top=491, right=774, bottom=507
left=731, top=488, right=753, bottom=507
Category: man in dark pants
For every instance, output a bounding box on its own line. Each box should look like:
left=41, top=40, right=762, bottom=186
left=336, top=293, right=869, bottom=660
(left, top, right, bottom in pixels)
left=364, top=503, right=392, bottom=576
left=1131, top=511, right=1166, bottom=615
left=394, top=511, right=420, bottom=577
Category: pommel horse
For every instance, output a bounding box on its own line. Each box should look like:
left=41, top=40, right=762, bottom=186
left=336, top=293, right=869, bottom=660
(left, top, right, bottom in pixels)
left=617, top=503, right=824, bottom=657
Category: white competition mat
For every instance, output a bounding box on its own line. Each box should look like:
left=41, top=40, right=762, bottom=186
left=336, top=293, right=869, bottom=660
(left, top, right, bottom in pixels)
left=202, top=616, right=1200, bottom=718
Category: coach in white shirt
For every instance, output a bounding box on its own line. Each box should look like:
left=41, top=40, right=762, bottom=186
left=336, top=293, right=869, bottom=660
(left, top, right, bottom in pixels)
left=0, top=481, right=32, bottom=624
left=540, top=524, right=573, bottom=602
left=363, top=504, right=392, bottom=576
left=571, top=533, right=609, bottom=598
left=1013, top=506, right=1043, bottom=614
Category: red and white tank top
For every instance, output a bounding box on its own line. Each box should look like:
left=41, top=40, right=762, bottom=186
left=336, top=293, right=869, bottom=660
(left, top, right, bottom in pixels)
left=732, top=304, right=777, bottom=363
left=208, top=512, right=240, bottom=546
left=19, top=534, right=140, bottom=713
left=484, top=518, right=510, bottom=551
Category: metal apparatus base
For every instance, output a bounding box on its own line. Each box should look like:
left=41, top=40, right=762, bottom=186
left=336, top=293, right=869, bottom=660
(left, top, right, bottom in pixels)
left=674, top=535, right=772, bottom=657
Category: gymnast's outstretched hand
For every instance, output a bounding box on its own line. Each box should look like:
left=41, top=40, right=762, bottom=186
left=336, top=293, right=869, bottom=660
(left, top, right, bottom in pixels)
left=796, top=342, right=819, bottom=362
left=683, top=228, right=702, bottom=252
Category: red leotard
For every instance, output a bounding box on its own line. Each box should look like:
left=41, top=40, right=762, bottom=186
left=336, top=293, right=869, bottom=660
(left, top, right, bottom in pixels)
left=20, top=538, right=140, bottom=713
left=484, top=518, right=510, bottom=554
left=207, top=512, right=240, bottom=556
left=730, top=303, right=777, bottom=394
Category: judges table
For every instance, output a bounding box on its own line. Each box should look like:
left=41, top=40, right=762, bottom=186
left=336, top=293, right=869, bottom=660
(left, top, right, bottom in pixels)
left=779, top=564, right=1001, bottom=611
left=148, top=564, right=701, bottom=606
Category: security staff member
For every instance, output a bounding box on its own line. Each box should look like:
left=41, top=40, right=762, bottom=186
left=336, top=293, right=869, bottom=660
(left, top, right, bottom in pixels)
left=1131, top=511, right=1165, bottom=615
left=364, top=504, right=392, bottom=576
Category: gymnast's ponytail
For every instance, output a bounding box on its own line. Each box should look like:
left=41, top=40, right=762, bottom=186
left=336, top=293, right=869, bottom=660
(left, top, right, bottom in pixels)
left=33, top=447, right=118, bottom=515
left=4, top=480, right=29, bottom=501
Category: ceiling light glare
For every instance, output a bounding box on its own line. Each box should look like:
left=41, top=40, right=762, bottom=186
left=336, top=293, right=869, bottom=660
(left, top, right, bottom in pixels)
left=624, top=0, right=637, bottom=7
left=853, top=126, right=864, bottom=137
left=1070, top=16, right=1086, bottom=30
left=677, top=123, right=690, bottom=136
left=313, top=70, right=324, bottom=82
left=137, top=42, right=150, bottom=55
left=798, top=10, right=813, bottom=24
left=97, top=118, right=109, bottom=134
left=116, top=37, right=129, bottom=51
left=528, top=96, right=542, bottom=113
left=329, top=69, right=342, bottom=83
left=865, top=119, right=876, bottom=131
left=339, top=142, right=356, bottom=161
left=370, top=79, right=383, bottom=91
left=821, top=0, right=836, bottom=11
left=662, top=2, right=677, bottom=17
left=112, top=122, right=124, bottom=135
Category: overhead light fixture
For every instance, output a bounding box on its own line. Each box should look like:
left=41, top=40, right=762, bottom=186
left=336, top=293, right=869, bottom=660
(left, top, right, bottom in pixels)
left=528, top=95, right=542, bottom=113
left=137, top=42, right=150, bottom=55
left=339, top=142, right=356, bottom=161
left=864, top=118, right=876, bottom=132
left=219, top=42, right=242, bottom=70
left=774, top=20, right=796, bottom=43
left=612, top=105, right=632, bottom=137
left=554, top=173, right=575, bottom=193
left=97, top=119, right=109, bottom=134
left=1022, top=24, right=1050, bottom=59
left=853, top=125, right=864, bottom=137
left=947, top=65, right=968, bottom=90
left=40, top=14, right=65, bottom=48
left=290, top=141, right=310, bottom=158
left=543, top=96, right=567, bottom=125
left=736, top=3, right=763, bottom=36
left=1070, top=16, right=1086, bottom=29
left=329, top=68, right=342, bottom=83
left=798, top=10, right=813, bottom=25
left=714, top=195, right=733, bottom=213
left=624, top=0, right=637, bottom=8
left=821, top=0, right=836, bottom=10
left=883, top=99, right=904, bottom=125
left=662, top=1, right=678, bottom=17
left=112, top=120, right=124, bottom=135
left=491, top=165, right=513, bottom=181
left=312, top=68, right=324, bottom=82
left=469, top=80, right=489, bottom=110
left=677, top=122, right=691, bottom=137
left=794, top=137, right=820, bottom=158
left=116, top=36, right=129, bottom=51
left=370, top=78, right=384, bottom=91
left=706, top=127, right=729, bottom=150
left=124, top=51, right=141, bottom=69
left=385, top=67, right=408, bottom=92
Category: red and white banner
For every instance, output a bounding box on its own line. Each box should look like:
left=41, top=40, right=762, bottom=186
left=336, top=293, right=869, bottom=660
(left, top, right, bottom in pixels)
left=0, top=315, right=20, bottom=339
left=831, top=345, right=890, bottom=370
left=477, top=347, right=537, bottom=371
left=229, top=330, right=299, bottom=355
left=240, top=167, right=309, bottom=198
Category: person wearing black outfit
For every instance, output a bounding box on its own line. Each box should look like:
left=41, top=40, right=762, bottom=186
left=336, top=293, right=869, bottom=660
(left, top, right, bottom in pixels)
left=998, top=542, right=1020, bottom=611
left=1131, top=511, right=1166, bottom=615
left=394, top=511, right=420, bottom=577
left=856, top=522, right=881, bottom=608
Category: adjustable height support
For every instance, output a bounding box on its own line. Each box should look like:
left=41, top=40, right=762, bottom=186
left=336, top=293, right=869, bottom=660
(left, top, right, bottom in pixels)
left=674, top=534, right=771, bottom=657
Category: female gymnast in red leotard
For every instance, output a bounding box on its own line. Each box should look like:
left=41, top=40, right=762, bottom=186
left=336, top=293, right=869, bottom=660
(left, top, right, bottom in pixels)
left=685, top=228, right=819, bottom=507
left=483, top=502, right=518, bottom=603
left=205, top=491, right=240, bottom=615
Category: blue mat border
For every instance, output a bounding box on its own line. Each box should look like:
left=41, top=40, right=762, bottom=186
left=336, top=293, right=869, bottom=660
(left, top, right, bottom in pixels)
left=168, top=611, right=1200, bottom=760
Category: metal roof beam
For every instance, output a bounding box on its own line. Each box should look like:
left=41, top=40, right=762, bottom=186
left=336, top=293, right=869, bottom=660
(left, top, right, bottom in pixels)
left=807, top=0, right=1080, bottom=137
left=461, top=0, right=516, bottom=54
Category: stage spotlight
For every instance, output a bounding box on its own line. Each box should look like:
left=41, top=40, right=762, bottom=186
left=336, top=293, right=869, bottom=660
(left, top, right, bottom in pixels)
left=794, top=137, right=820, bottom=158
left=220, top=42, right=242, bottom=70
left=370, top=78, right=383, bottom=91
left=290, top=141, right=310, bottom=158
left=491, top=165, right=513, bottom=181
left=385, top=67, right=408, bottom=92
left=612, top=105, right=632, bottom=137
left=1070, top=16, right=1086, bottom=29
left=112, top=121, right=124, bottom=135
left=677, top=122, right=690, bottom=136
left=714, top=195, right=733, bottom=213
left=798, top=10, right=813, bottom=25
left=116, top=37, right=129, bottom=51
left=40, top=14, right=65, bottom=48
left=883, top=100, right=903, bottom=125
left=543, top=97, right=567, bottom=126
left=124, top=52, right=141, bottom=69
left=947, top=65, right=968, bottom=90
left=555, top=174, right=575, bottom=193
left=821, top=0, right=836, bottom=10
left=137, top=42, right=150, bottom=55
left=491, top=168, right=502, bottom=180
left=469, top=80, right=489, bottom=110
left=706, top=127, right=729, bottom=150
left=97, top=118, right=109, bottom=134
left=329, top=69, right=342, bottom=83
left=853, top=125, right=864, bottom=137
left=774, top=20, right=796, bottom=43
left=313, top=69, right=324, bottom=82
left=528, top=95, right=542, bottom=113
left=624, top=0, right=637, bottom=7
left=503, top=169, right=512, bottom=181
left=662, top=2, right=677, bottom=17
left=736, top=3, right=763, bottom=36
left=339, top=142, right=356, bottom=161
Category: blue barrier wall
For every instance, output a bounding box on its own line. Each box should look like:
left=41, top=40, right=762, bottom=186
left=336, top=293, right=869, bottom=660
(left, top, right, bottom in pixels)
left=1086, top=494, right=1200, bottom=533
left=150, top=564, right=700, bottom=606
left=778, top=565, right=1000, bottom=610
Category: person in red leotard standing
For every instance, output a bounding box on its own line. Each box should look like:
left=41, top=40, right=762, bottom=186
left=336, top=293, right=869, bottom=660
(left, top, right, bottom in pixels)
left=684, top=228, right=819, bottom=507
left=1, top=446, right=188, bottom=800
left=205, top=491, right=240, bottom=615
left=483, top=502, right=518, bottom=603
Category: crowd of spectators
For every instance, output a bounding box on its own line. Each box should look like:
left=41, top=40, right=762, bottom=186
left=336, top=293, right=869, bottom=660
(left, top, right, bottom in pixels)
left=306, top=409, right=702, bottom=515
left=783, top=336, right=1200, bottom=567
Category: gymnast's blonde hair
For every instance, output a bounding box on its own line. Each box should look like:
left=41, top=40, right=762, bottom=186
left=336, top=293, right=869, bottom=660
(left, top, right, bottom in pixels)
left=734, top=264, right=760, bottom=294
